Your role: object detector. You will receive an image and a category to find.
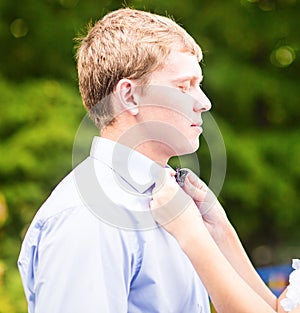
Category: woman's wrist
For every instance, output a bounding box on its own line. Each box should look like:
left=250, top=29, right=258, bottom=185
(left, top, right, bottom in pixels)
left=168, top=201, right=208, bottom=249
left=208, top=215, right=236, bottom=246
left=176, top=218, right=206, bottom=251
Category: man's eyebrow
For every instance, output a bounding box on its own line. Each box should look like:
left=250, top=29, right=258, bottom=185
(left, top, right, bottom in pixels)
left=171, top=75, right=204, bottom=83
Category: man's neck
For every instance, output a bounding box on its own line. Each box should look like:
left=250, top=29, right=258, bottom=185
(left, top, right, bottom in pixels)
left=101, top=125, right=171, bottom=167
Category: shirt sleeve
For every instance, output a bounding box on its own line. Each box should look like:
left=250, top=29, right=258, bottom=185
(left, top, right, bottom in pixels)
left=19, top=206, right=133, bottom=313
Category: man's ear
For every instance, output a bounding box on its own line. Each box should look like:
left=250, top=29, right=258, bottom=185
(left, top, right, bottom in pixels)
left=115, top=79, right=139, bottom=116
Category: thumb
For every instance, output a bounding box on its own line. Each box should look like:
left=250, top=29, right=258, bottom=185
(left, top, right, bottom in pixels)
left=180, top=169, right=208, bottom=201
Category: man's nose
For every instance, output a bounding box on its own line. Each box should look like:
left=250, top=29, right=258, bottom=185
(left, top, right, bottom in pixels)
left=193, top=89, right=212, bottom=112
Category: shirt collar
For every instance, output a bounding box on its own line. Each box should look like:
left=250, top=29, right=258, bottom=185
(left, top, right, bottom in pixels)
left=90, top=136, right=164, bottom=193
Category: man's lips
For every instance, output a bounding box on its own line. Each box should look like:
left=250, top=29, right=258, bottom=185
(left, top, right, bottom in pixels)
left=191, top=123, right=203, bottom=132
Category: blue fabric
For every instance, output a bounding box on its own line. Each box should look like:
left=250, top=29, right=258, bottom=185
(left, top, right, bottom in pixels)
left=18, top=136, right=210, bottom=313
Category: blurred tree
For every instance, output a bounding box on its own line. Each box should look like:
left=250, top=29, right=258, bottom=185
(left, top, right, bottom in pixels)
left=0, top=0, right=124, bottom=81
left=0, top=78, right=85, bottom=251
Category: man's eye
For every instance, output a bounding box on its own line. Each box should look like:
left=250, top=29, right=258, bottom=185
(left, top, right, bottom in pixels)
left=179, top=84, right=190, bottom=92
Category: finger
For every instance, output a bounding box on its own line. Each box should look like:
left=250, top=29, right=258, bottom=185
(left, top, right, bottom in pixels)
left=176, top=168, right=199, bottom=188
left=166, top=167, right=176, bottom=177
left=184, top=170, right=207, bottom=191
left=179, top=169, right=207, bottom=198
left=182, top=177, right=206, bottom=202
left=152, top=168, right=178, bottom=199
left=164, top=168, right=180, bottom=187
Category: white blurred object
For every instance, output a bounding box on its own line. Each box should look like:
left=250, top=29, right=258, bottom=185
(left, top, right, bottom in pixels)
left=280, top=259, right=300, bottom=312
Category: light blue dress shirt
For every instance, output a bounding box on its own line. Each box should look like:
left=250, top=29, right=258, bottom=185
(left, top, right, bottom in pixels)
left=18, top=136, right=210, bottom=313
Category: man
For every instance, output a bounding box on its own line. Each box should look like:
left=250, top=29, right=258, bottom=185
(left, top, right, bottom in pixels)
left=18, top=8, right=213, bottom=312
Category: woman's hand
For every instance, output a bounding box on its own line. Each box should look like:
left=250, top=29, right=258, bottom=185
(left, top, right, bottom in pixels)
left=150, top=169, right=203, bottom=239
left=291, top=306, right=300, bottom=313
left=180, top=169, right=228, bottom=233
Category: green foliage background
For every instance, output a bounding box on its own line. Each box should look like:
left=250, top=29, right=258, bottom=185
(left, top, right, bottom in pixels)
left=0, top=0, right=299, bottom=311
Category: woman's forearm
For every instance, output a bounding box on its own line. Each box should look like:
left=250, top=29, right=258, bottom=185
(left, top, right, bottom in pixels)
left=208, top=216, right=277, bottom=309
left=180, top=170, right=276, bottom=308
left=177, top=219, right=276, bottom=313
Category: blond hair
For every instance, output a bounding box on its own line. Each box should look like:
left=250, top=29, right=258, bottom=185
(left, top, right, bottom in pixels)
left=76, top=8, right=202, bottom=129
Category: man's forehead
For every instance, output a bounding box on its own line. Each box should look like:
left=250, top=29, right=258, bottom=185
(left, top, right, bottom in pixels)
left=154, top=50, right=203, bottom=80
left=163, top=63, right=203, bottom=82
